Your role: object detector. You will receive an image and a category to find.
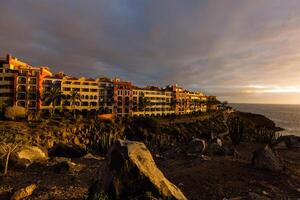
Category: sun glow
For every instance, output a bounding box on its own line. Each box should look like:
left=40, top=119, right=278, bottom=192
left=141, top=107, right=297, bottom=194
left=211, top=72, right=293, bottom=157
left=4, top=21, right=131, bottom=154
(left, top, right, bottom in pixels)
left=243, top=85, right=300, bottom=93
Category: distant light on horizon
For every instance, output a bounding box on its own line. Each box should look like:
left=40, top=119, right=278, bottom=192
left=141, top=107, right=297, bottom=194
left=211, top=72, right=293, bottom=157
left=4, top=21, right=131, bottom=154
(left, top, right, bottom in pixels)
left=243, top=85, right=300, bottom=93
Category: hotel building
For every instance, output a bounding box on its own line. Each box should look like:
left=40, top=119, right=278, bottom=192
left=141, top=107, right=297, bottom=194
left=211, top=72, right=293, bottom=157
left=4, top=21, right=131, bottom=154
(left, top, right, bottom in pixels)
left=0, top=54, right=219, bottom=116
left=0, top=54, right=51, bottom=111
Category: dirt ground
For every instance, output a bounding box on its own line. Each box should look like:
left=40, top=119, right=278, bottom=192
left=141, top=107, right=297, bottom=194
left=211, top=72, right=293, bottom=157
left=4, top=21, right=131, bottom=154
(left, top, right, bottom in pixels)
left=0, top=143, right=299, bottom=200
left=0, top=157, right=104, bottom=200
left=157, top=143, right=300, bottom=200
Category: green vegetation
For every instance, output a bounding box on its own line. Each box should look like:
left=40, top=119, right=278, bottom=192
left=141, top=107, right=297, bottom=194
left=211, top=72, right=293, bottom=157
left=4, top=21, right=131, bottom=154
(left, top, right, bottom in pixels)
left=69, top=90, right=82, bottom=119
left=138, top=95, right=152, bottom=114
left=228, top=116, right=244, bottom=145
left=253, top=128, right=278, bottom=144
left=0, top=128, right=25, bottom=176
left=42, top=83, right=63, bottom=116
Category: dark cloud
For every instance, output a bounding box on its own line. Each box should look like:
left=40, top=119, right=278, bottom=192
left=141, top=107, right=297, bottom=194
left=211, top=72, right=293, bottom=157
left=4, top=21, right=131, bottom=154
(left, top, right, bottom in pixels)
left=1, top=0, right=300, bottom=104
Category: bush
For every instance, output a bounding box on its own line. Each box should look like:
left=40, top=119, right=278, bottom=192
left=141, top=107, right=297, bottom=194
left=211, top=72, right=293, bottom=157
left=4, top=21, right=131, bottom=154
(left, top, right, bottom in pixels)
left=253, top=128, right=278, bottom=144
left=228, top=117, right=244, bottom=145
left=4, top=106, right=26, bottom=120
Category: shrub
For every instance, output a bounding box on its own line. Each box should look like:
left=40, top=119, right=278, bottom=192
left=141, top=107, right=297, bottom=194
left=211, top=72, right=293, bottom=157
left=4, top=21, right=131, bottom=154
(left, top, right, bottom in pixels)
left=4, top=106, right=26, bottom=120
left=228, top=117, right=244, bottom=145
left=253, top=128, right=278, bottom=144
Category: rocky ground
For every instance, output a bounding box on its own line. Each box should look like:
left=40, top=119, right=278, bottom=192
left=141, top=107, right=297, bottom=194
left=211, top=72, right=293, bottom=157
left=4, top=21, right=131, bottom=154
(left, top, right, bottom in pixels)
left=0, top=142, right=299, bottom=199
left=0, top=156, right=104, bottom=200
left=0, top=111, right=300, bottom=199
left=157, top=143, right=300, bottom=199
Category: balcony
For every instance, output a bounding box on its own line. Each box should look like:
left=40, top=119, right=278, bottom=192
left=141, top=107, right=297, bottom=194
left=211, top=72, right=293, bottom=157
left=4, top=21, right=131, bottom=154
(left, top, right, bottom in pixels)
left=18, top=72, right=28, bottom=77
left=28, top=78, right=37, bottom=85
left=17, top=101, right=26, bottom=107
left=0, top=88, right=13, bottom=93
left=18, top=77, right=27, bottom=84
left=17, top=94, right=26, bottom=100
left=28, top=101, right=37, bottom=108
left=28, top=86, right=37, bottom=92
left=17, top=85, right=26, bottom=92
left=28, top=93, right=37, bottom=100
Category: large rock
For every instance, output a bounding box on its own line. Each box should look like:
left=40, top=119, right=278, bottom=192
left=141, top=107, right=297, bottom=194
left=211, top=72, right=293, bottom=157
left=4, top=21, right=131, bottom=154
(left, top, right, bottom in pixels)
left=207, top=140, right=237, bottom=156
left=11, top=145, right=48, bottom=168
left=88, top=140, right=187, bottom=200
left=187, top=138, right=206, bottom=154
left=272, top=135, right=300, bottom=149
left=10, top=184, right=37, bottom=200
left=227, top=112, right=280, bottom=142
left=252, top=145, right=284, bottom=172
left=48, top=143, right=86, bottom=158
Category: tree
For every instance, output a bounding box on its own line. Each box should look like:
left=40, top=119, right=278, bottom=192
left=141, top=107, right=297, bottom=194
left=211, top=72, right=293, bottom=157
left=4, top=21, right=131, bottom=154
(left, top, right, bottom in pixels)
left=42, top=83, right=63, bottom=117
left=0, top=142, right=19, bottom=176
left=138, top=95, right=151, bottom=115
left=70, top=89, right=81, bottom=119
left=0, top=129, right=23, bottom=176
left=170, top=99, right=180, bottom=112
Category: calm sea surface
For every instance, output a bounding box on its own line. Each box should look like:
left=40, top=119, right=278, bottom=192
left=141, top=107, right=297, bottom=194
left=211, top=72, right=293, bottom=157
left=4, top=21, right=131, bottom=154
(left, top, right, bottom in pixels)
left=230, top=103, right=300, bottom=136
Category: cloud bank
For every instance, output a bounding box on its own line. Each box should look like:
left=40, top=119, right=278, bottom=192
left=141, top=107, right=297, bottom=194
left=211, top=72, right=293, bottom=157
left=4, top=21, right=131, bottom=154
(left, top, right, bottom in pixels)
left=1, top=0, right=300, bottom=104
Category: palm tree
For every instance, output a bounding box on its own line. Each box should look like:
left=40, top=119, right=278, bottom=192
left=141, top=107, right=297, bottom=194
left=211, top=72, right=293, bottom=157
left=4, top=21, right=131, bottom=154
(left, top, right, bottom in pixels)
left=70, top=90, right=81, bottom=119
left=138, top=95, right=151, bottom=116
left=42, top=84, right=63, bottom=116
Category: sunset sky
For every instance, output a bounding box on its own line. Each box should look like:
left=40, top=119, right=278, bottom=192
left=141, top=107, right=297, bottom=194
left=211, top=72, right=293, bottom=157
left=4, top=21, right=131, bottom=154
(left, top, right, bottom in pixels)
left=1, top=0, right=300, bottom=104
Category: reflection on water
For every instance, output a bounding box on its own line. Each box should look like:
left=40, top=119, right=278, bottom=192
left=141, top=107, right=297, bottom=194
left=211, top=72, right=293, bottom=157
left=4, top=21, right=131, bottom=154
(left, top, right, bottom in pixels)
left=230, top=103, right=300, bottom=136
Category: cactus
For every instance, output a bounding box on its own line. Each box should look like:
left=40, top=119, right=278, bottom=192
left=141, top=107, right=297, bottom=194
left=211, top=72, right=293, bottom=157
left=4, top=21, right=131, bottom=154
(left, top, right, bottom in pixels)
left=228, top=117, right=244, bottom=145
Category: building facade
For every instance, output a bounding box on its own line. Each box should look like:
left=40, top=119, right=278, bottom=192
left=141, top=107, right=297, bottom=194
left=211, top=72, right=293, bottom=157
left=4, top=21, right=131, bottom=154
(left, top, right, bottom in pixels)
left=0, top=54, right=52, bottom=111
left=0, top=54, right=219, bottom=116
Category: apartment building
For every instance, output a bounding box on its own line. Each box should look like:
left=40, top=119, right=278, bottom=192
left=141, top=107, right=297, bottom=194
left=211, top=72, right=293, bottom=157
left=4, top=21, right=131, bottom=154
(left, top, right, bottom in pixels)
left=41, top=75, right=100, bottom=112
left=187, top=92, right=207, bottom=113
left=61, top=77, right=99, bottom=112
left=0, top=54, right=219, bottom=116
left=113, top=78, right=133, bottom=116
left=98, top=77, right=114, bottom=113
left=132, top=86, right=174, bottom=116
left=0, top=54, right=51, bottom=111
left=0, top=56, right=15, bottom=106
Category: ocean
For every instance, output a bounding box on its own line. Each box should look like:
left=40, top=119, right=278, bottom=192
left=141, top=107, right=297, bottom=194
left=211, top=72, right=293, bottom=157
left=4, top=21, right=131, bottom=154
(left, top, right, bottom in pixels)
left=230, top=103, right=300, bottom=136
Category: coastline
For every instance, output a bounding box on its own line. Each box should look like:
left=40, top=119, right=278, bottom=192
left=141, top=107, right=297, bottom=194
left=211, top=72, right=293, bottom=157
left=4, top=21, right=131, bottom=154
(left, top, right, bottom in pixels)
left=230, top=103, right=300, bottom=136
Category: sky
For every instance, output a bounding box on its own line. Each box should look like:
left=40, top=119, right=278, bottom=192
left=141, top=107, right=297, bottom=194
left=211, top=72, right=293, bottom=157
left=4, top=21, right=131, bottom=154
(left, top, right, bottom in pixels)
left=1, top=0, right=300, bottom=104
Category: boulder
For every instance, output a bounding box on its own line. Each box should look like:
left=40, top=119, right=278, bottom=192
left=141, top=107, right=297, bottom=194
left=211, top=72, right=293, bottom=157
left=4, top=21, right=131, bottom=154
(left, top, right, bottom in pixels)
left=252, top=145, right=283, bottom=172
left=50, top=157, right=83, bottom=173
left=48, top=143, right=86, bottom=158
left=187, top=138, right=206, bottom=154
left=272, top=135, right=300, bottom=149
left=11, top=145, right=48, bottom=168
left=88, top=139, right=187, bottom=200
left=10, top=184, right=37, bottom=200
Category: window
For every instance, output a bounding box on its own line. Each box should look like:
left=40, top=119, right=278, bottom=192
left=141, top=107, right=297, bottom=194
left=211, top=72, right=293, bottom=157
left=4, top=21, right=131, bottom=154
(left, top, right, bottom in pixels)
left=63, top=87, right=71, bottom=91
left=4, top=77, right=13, bottom=81
left=82, top=102, right=88, bottom=106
